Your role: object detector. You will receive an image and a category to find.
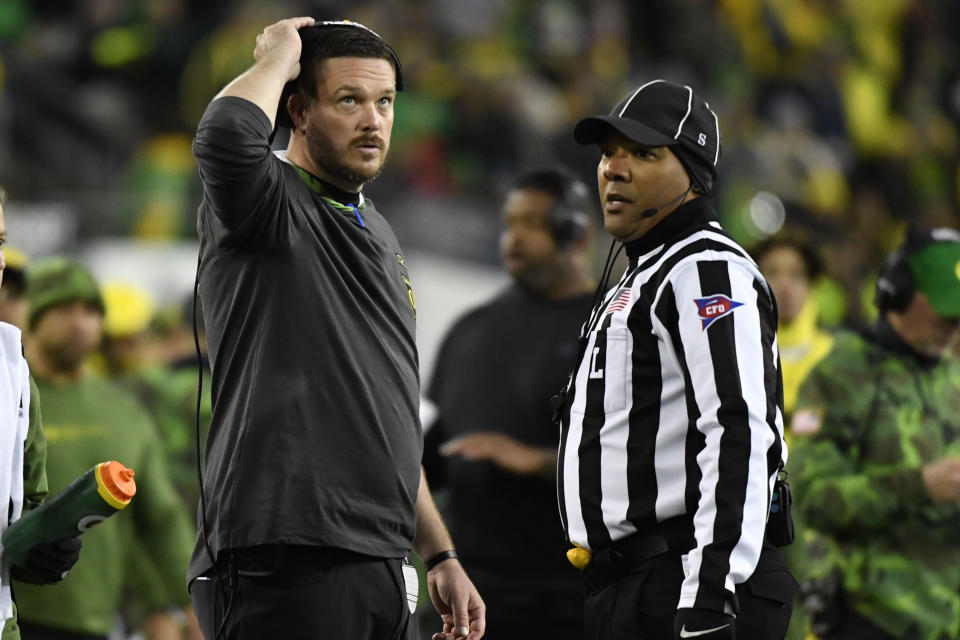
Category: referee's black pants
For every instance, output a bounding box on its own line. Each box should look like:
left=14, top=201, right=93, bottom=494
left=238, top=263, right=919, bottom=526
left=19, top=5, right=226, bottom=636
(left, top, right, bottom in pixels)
left=583, top=540, right=797, bottom=640
left=190, top=545, right=416, bottom=640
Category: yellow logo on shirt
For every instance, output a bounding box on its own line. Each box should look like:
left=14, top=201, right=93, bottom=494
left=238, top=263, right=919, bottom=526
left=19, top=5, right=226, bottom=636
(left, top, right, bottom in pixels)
left=402, top=275, right=416, bottom=318
left=45, top=423, right=110, bottom=443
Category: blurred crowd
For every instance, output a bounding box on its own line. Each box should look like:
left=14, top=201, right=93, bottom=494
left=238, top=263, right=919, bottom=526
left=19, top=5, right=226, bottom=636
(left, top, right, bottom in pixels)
left=1, top=0, right=958, bottom=320
left=1, top=1, right=960, bottom=639
left=0, top=233, right=208, bottom=638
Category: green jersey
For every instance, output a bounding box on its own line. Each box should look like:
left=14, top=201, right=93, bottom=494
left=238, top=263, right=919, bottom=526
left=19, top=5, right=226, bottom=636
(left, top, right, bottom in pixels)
left=791, top=323, right=960, bottom=640
left=119, top=363, right=211, bottom=513
left=115, top=363, right=210, bottom=630
left=12, top=374, right=194, bottom=636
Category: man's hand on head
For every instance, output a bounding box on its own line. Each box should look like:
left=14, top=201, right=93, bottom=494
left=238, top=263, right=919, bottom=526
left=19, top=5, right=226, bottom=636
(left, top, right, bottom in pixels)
left=253, top=17, right=316, bottom=82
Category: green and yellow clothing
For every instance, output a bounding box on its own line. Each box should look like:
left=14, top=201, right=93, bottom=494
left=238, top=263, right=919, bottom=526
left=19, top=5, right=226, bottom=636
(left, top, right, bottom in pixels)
left=12, top=374, right=194, bottom=636
left=115, top=363, right=210, bottom=630
left=778, top=297, right=834, bottom=420
left=20, top=376, right=47, bottom=512
left=119, top=363, right=211, bottom=513
left=2, top=376, right=47, bottom=640
left=791, top=322, right=960, bottom=640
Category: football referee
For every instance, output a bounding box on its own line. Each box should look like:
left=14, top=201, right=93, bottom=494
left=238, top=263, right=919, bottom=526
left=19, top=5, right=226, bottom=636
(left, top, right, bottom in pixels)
left=555, top=80, right=797, bottom=640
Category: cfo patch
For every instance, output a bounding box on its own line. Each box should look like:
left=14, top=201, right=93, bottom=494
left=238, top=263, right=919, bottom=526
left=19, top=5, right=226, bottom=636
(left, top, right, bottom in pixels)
left=694, top=294, right=743, bottom=330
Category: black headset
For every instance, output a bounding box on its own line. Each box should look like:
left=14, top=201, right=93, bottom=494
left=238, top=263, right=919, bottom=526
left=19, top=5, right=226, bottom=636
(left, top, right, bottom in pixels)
left=875, top=248, right=915, bottom=313
left=276, top=20, right=404, bottom=129
left=875, top=227, right=960, bottom=312
left=544, top=174, right=592, bottom=249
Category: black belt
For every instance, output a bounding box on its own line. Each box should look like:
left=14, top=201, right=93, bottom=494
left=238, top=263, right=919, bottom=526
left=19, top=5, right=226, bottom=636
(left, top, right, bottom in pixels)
left=208, top=544, right=375, bottom=580
left=581, top=520, right=694, bottom=595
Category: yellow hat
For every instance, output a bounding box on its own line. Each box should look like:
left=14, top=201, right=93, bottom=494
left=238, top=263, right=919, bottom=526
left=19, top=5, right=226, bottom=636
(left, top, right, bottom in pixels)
left=102, top=282, right=156, bottom=338
left=3, top=247, right=28, bottom=272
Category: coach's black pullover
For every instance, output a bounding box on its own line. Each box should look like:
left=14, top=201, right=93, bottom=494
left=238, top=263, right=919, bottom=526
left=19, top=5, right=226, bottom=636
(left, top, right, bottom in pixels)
left=188, top=97, right=421, bottom=582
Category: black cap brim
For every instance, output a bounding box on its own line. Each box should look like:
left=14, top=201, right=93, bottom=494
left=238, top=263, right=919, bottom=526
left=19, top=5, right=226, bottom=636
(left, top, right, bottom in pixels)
left=574, top=116, right=677, bottom=147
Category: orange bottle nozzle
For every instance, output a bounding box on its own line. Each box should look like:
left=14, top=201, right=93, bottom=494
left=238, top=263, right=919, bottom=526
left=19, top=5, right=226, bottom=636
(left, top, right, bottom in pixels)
left=97, top=461, right=137, bottom=505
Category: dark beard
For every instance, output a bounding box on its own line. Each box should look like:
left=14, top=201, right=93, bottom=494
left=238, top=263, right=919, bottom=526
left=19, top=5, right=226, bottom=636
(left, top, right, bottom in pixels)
left=305, top=127, right=387, bottom=189
left=43, top=343, right=90, bottom=375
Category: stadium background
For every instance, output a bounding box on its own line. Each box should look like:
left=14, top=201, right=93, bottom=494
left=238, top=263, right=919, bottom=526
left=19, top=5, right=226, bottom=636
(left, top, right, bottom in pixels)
left=0, top=0, right=958, bottom=367
left=1, top=0, right=959, bottom=376
left=0, top=2, right=959, bottom=638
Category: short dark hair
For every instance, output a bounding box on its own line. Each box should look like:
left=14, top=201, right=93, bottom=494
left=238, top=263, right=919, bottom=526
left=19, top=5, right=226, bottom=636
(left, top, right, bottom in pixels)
left=511, top=168, right=593, bottom=248
left=297, top=25, right=399, bottom=101
left=277, top=24, right=401, bottom=128
left=751, top=232, right=824, bottom=281
left=513, top=169, right=590, bottom=208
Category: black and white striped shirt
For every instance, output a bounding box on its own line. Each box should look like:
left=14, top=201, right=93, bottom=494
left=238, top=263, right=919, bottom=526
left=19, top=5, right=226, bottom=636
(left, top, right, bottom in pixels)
left=558, top=198, right=786, bottom=612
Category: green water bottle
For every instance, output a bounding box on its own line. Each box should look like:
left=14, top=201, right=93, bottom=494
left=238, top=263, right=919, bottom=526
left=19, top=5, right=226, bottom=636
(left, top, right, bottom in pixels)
left=2, top=460, right=136, bottom=568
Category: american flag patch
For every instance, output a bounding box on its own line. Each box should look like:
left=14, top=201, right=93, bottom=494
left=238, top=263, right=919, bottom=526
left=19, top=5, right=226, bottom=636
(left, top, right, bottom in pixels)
left=605, top=288, right=632, bottom=314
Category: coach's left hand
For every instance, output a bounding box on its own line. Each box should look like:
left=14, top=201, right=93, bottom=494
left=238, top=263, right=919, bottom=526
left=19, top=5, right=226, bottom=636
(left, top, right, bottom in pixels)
left=428, top=557, right=486, bottom=640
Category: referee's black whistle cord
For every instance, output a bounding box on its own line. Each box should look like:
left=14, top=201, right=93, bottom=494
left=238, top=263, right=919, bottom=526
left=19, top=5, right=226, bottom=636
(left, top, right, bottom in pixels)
left=555, top=238, right=624, bottom=418
left=576, top=238, right=625, bottom=370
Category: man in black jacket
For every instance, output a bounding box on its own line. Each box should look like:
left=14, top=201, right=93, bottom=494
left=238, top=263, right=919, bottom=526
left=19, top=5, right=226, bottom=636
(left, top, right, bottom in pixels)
left=189, top=17, right=483, bottom=640
left=424, top=168, right=595, bottom=639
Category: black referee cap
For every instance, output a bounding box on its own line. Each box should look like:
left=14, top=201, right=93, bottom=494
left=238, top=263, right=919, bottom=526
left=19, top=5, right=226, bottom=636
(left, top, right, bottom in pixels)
left=574, top=80, right=721, bottom=193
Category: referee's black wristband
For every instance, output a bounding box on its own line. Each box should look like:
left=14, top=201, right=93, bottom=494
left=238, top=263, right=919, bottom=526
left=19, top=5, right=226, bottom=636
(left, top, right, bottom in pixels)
left=425, top=550, right=458, bottom=571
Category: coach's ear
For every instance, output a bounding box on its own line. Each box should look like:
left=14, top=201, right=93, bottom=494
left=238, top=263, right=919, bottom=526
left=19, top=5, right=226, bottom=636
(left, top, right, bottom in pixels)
left=286, top=90, right=308, bottom=132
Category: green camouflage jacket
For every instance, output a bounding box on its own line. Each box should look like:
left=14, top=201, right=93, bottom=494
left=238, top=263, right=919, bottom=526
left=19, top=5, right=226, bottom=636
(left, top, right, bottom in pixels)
left=790, top=323, right=960, bottom=640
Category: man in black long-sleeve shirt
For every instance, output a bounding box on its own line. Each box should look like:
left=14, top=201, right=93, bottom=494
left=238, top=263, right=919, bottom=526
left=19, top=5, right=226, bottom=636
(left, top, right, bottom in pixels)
left=189, top=17, right=483, bottom=640
left=424, top=169, right=595, bottom=639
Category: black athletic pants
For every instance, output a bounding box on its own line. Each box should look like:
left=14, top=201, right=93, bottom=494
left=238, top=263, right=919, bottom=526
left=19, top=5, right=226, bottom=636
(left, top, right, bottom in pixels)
left=190, top=545, right=416, bottom=640
left=583, top=541, right=797, bottom=640
left=16, top=621, right=107, bottom=640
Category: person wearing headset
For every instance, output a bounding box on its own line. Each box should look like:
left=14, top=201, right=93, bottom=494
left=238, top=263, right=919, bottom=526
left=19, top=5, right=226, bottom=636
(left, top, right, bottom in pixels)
left=790, top=227, right=960, bottom=640
left=422, top=168, right=595, bottom=639
left=555, top=79, right=797, bottom=640
left=189, top=17, right=483, bottom=640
